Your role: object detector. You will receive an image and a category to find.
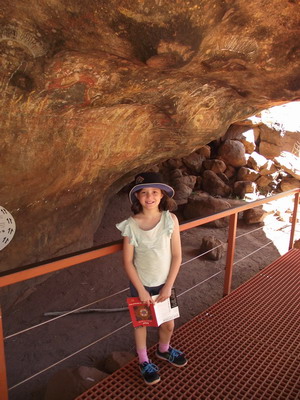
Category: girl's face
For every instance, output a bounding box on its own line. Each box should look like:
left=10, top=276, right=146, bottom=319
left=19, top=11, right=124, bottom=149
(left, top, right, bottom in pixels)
left=135, top=187, right=163, bottom=210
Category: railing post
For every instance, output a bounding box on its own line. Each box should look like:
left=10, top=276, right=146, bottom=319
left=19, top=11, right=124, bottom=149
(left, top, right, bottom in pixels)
left=289, top=191, right=299, bottom=250
left=223, top=213, right=238, bottom=296
left=0, top=307, right=8, bottom=400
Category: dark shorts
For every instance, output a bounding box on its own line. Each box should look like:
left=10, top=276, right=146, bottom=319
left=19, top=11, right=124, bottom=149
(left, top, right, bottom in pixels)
left=129, top=282, right=164, bottom=297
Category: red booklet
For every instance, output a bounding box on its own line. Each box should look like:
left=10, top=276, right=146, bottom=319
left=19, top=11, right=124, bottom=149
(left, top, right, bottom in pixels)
left=127, top=288, right=179, bottom=327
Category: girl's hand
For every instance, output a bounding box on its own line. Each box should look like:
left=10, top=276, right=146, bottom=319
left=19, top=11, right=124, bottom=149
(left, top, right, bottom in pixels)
left=138, top=289, right=154, bottom=306
left=155, top=285, right=172, bottom=303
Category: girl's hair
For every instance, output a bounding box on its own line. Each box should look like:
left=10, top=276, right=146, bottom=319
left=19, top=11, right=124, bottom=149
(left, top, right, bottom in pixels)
left=131, top=189, right=177, bottom=214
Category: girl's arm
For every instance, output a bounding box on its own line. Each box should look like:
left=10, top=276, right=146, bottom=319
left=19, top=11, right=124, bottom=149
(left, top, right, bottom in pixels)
left=156, top=213, right=182, bottom=303
left=123, top=236, right=154, bottom=305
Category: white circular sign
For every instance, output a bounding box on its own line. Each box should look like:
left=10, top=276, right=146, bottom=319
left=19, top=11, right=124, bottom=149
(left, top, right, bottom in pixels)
left=0, top=206, right=16, bottom=251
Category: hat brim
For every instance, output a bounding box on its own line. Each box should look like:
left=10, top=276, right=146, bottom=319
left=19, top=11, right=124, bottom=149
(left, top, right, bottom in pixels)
left=129, top=183, right=175, bottom=204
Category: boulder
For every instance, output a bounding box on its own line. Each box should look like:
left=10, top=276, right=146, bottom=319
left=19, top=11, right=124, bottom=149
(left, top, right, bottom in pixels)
left=183, top=192, right=231, bottom=228
left=260, top=160, right=278, bottom=176
left=173, top=175, right=197, bottom=189
left=225, top=198, right=247, bottom=209
left=274, top=152, right=300, bottom=179
left=164, top=158, right=184, bottom=169
left=44, top=367, right=107, bottom=400
left=259, top=121, right=300, bottom=159
left=237, top=167, right=259, bottom=182
left=217, top=172, right=230, bottom=184
left=173, top=183, right=193, bottom=205
left=218, top=140, right=247, bottom=167
left=259, top=141, right=282, bottom=160
left=170, top=168, right=184, bottom=180
left=234, top=181, right=256, bottom=198
left=279, top=177, right=300, bottom=192
left=224, top=165, right=236, bottom=179
left=256, top=175, right=273, bottom=188
left=195, top=175, right=203, bottom=190
left=202, top=170, right=232, bottom=197
left=239, top=129, right=256, bottom=153
left=203, top=159, right=227, bottom=174
left=196, top=145, right=211, bottom=158
left=243, top=207, right=268, bottom=224
left=173, top=174, right=197, bottom=205
left=104, top=351, right=135, bottom=374
left=200, top=235, right=225, bottom=260
left=223, top=125, right=256, bottom=153
left=182, top=152, right=205, bottom=174
left=77, top=366, right=107, bottom=386
left=247, top=152, right=268, bottom=171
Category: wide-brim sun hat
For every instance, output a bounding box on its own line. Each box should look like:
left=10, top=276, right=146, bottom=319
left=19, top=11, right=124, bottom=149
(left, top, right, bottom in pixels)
left=129, top=172, right=175, bottom=204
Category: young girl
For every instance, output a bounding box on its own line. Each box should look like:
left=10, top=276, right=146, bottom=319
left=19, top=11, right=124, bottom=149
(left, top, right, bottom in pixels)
left=116, top=172, right=187, bottom=385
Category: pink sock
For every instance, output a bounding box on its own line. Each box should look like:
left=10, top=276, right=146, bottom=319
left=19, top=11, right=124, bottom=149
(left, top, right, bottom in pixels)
left=159, top=343, right=170, bottom=353
left=137, top=348, right=149, bottom=364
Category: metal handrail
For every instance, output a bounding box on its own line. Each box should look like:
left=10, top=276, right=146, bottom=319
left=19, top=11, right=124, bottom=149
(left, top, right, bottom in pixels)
left=0, top=189, right=299, bottom=289
left=0, top=188, right=299, bottom=399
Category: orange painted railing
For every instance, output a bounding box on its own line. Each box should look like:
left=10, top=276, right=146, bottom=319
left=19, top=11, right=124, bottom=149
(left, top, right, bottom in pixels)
left=0, top=188, right=299, bottom=399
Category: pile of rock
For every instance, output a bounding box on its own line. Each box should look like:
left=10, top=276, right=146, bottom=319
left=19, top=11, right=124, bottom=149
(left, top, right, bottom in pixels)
left=157, top=123, right=299, bottom=226
left=164, top=144, right=299, bottom=205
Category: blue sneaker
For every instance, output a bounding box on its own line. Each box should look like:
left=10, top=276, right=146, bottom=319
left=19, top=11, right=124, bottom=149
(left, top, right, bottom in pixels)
left=139, top=361, right=160, bottom=385
left=156, top=346, right=187, bottom=367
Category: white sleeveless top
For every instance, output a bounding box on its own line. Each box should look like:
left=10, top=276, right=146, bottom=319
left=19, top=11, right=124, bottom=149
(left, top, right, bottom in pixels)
left=116, top=211, right=174, bottom=287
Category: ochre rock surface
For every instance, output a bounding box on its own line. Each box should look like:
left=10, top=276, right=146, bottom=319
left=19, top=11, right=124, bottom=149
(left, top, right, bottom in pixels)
left=1, top=0, right=300, bottom=270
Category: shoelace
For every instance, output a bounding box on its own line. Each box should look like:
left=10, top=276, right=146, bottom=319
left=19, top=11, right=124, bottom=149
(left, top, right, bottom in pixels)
left=142, top=362, right=159, bottom=374
left=169, top=348, right=183, bottom=362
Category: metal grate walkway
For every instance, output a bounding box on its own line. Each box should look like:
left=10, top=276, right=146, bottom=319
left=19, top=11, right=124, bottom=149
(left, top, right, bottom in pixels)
left=76, top=249, right=300, bottom=400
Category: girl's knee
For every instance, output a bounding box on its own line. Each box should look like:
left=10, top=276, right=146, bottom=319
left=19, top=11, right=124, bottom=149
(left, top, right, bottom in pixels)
left=161, top=320, right=174, bottom=332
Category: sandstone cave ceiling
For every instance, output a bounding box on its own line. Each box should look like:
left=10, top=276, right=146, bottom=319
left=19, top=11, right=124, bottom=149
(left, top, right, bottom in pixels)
left=0, top=0, right=300, bottom=268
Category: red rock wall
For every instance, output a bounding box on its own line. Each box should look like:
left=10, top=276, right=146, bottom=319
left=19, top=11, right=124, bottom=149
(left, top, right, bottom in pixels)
left=1, top=0, right=299, bottom=269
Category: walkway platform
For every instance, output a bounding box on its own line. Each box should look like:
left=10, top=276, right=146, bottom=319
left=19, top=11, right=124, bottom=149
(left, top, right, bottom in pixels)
left=76, top=249, right=300, bottom=400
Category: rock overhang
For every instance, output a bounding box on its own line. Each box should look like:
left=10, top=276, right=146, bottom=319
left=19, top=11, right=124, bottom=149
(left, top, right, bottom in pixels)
left=1, top=0, right=300, bottom=268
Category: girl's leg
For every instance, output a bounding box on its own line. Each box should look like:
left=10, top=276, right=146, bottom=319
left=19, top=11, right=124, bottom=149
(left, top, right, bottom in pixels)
left=135, top=326, right=160, bottom=385
left=129, top=283, right=149, bottom=363
left=156, top=320, right=187, bottom=367
left=158, top=320, right=174, bottom=350
left=134, top=326, right=149, bottom=364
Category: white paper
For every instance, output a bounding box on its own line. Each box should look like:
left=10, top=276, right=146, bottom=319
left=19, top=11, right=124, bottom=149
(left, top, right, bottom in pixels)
left=152, top=291, right=180, bottom=326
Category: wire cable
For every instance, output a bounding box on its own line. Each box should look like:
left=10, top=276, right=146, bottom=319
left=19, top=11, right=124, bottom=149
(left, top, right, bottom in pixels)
left=4, top=287, right=129, bottom=340
left=178, top=270, right=223, bottom=298
left=8, top=268, right=226, bottom=391
left=8, top=321, right=132, bottom=391
left=233, top=241, right=273, bottom=265
left=7, top=232, right=286, bottom=391
left=181, top=244, right=223, bottom=266
left=43, top=307, right=128, bottom=317
left=5, top=220, right=290, bottom=339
